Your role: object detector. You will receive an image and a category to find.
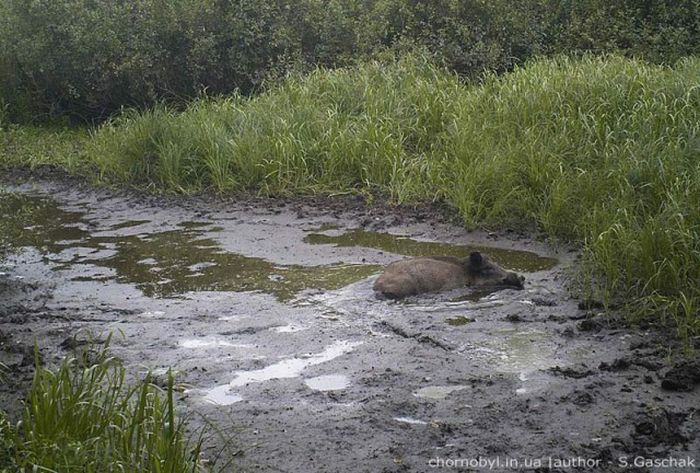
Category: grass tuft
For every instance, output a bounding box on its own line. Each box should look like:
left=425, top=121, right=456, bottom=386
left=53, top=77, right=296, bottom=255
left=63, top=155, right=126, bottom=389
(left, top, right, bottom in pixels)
left=89, top=55, right=461, bottom=199
left=0, top=341, right=208, bottom=472
left=442, top=56, right=700, bottom=338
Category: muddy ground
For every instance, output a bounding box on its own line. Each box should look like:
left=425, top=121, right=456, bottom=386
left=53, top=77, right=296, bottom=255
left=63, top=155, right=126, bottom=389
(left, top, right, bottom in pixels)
left=1, top=170, right=698, bottom=473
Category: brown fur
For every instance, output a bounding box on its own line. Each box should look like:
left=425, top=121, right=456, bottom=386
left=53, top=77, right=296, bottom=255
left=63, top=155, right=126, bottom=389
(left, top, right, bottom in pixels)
left=373, top=252, right=524, bottom=299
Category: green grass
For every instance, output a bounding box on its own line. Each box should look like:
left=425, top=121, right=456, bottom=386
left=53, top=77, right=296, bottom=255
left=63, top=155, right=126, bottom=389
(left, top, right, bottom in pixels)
left=1, top=54, right=699, bottom=340
left=0, top=342, right=210, bottom=473
left=89, top=55, right=460, bottom=198
left=0, top=125, right=91, bottom=172
left=442, top=56, right=700, bottom=333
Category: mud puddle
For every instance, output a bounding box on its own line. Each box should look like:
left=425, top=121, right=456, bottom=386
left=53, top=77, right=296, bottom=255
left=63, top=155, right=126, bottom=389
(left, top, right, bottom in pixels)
left=1, top=173, right=698, bottom=473
left=0, top=193, right=382, bottom=301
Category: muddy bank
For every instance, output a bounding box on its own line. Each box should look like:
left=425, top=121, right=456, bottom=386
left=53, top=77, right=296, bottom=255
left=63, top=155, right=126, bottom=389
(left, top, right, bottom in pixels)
left=1, top=171, right=698, bottom=472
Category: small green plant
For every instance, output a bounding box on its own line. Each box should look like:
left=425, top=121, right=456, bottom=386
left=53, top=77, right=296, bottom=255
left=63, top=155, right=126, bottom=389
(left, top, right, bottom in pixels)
left=0, top=409, right=16, bottom=471
left=89, top=55, right=461, bottom=198
left=1, top=341, right=209, bottom=472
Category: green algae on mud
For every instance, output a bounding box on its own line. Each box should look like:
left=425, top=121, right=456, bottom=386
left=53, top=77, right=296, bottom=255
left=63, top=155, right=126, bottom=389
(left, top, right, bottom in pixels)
left=89, top=231, right=380, bottom=301
left=445, top=316, right=474, bottom=326
left=305, top=229, right=558, bottom=272
left=1, top=193, right=380, bottom=301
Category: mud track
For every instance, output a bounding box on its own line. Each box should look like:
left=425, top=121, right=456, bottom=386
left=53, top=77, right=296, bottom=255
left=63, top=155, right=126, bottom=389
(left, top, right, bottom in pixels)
left=1, top=170, right=698, bottom=472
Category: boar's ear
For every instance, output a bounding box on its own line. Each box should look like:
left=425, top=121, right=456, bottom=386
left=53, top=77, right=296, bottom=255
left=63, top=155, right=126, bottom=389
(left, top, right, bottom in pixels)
left=469, top=252, right=483, bottom=267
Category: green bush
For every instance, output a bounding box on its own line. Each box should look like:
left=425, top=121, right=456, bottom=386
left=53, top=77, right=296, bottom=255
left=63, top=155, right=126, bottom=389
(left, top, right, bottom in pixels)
left=0, top=0, right=297, bottom=121
left=2, top=0, right=698, bottom=122
left=544, top=0, right=700, bottom=62
left=90, top=55, right=462, bottom=196
left=0, top=125, right=90, bottom=171
left=441, top=56, right=700, bottom=338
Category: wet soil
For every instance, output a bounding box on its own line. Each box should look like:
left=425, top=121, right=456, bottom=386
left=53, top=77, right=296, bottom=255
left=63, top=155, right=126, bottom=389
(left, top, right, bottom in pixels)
left=1, top=170, right=698, bottom=472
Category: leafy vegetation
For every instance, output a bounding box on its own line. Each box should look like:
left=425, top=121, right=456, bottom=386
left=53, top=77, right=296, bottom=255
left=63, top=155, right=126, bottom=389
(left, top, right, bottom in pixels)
left=0, top=342, right=209, bottom=472
left=89, top=55, right=460, bottom=196
left=0, top=126, right=90, bottom=171
left=1, top=0, right=699, bottom=122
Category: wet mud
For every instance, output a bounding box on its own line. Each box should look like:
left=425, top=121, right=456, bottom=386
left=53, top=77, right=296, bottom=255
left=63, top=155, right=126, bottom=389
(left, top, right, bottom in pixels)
left=1, top=171, right=698, bottom=472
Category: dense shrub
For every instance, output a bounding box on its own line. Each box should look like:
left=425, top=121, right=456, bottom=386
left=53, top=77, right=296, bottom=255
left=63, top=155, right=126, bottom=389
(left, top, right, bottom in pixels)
left=1, top=0, right=699, bottom=122
left=0, top=0, right=297, bottom=121
left=545, top=0, right=700, bottom=62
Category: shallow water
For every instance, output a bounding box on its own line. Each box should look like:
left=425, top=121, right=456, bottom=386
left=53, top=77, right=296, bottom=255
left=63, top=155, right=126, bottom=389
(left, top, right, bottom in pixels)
left=305, top=228, right=558, bottom=272
left=2, top=193, right=556, bottom=302
left=2, top=194, right=380, bottom=300
left=201, top=340, right=362, bottom=404
left=304, top=374, right=351, bottom=391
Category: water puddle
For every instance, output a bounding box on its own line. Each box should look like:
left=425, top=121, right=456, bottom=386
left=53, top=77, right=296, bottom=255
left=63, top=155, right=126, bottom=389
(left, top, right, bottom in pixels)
left=393, top=416, right=429, bottom=425
left=493, top=330, right=555, bottom=372
left=272, top=324, right=307, bottom=333
left=304, top=374, right=350, bottom=391
left=459, top=329, right=555, bottom=372
left=304, top=229, right=558, bottom=272
left=229, top=340, right=361, bottom=387
left=139, top=310, right=165, bottom=318
left=2, top=193, right=557, bottom=305
left=457, top=329, right=559, bottom=395
left=203, top=385, right=244, bottom=405
left=179, top=338, right=250, bottom=349
left=200, top=340, right=361, bottom=404
left=1, top=194, right=380, bottom=301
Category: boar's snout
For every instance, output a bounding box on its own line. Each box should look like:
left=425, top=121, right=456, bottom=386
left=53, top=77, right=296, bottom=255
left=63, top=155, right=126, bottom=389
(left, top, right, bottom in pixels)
left=504, top=272, right=525, bottom=289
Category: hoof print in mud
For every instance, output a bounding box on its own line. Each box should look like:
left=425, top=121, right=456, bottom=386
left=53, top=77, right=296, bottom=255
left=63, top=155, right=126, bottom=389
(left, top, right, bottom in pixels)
left=531, top=296, right=557, bottom=306
left=505, top=313, right=529, bottom=323
left=577, top=317, right=604, bottom=332
left=577, top=299, right=605, bottom=310
left=632, top=409, right=688, bottom=447
left=373, top=251, right=524, bottom=299
left=570, top=390, right=595, bottom=406
left=660, top=360, right=700, bottom=392
left=598, top=358, right=631, bottom=372
left=548, top=365, right=594, bottom=379
left=560, top=326, right=575, bottom=338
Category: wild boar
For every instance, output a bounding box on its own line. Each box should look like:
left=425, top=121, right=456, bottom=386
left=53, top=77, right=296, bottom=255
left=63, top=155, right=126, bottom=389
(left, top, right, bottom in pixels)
left=373, top=251, right=524, bottom=299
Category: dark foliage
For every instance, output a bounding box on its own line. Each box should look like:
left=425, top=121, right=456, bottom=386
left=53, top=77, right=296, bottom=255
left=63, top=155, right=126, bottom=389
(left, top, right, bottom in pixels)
left=1, top=0, right=698, bottom=122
